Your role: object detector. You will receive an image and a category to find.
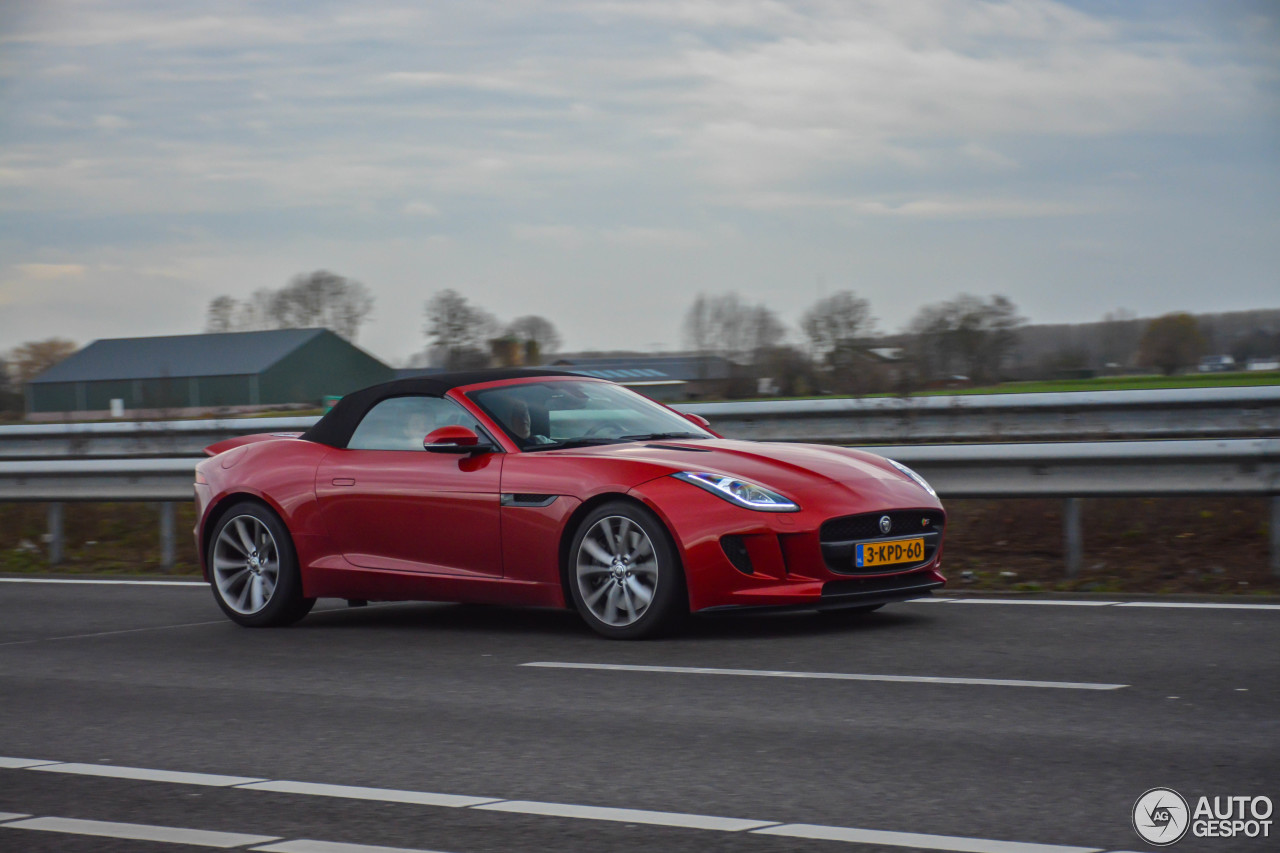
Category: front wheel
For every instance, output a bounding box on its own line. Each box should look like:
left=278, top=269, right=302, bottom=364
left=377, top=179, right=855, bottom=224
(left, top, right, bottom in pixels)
left=567, top=501, right=686, bottom=639
left=207, top=501, right=314, bottom=627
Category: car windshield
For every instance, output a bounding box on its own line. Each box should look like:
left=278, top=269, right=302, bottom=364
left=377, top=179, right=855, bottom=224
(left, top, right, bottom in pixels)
left=467, top=380, right=712, bottom=451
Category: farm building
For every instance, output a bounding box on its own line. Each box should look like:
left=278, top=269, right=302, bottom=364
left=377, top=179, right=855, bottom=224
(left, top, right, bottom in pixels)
left=550, top=354, right=734, bottom=400
left=26, top=328, right=395, bottom=420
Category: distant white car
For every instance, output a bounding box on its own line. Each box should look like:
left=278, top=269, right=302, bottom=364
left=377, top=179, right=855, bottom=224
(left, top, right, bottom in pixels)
left=1198, top=355, right=1236, bottom=373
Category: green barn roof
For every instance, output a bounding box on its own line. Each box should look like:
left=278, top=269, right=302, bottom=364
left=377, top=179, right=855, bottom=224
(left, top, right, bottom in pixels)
left=30, top=328, right=354, bottom=383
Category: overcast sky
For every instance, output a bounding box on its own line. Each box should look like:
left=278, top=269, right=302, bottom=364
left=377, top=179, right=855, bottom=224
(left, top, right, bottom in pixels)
left=1, top=0, right=1277, bottom=365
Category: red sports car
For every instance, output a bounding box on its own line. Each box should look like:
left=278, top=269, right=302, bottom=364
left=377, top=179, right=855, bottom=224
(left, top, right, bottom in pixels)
left=194, top=370, right=945, bottom=638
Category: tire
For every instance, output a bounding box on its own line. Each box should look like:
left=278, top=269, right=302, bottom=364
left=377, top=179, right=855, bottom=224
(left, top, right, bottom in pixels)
left=207, top=501, right=314, bottom=627
left=567, top=500, right=687, bottom=639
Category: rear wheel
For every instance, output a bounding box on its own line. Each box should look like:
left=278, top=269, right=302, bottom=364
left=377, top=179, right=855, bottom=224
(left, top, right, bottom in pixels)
left=567, top=501, right=686, bottom=639
left=208, top=501, right=314, bottom=627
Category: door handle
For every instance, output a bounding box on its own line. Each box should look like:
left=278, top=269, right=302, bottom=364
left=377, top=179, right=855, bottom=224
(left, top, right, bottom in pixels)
left=331, top=478, right=356, bottom=486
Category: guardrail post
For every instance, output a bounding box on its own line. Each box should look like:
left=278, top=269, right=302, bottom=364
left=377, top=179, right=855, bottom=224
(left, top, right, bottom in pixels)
left=1272, top=496, right=1280, bottom=579
left=1063, top=498, right=1083, bottom=578
left=47, top=502, right=64, bottom=566
left=159, top=502, right=175, bottom=571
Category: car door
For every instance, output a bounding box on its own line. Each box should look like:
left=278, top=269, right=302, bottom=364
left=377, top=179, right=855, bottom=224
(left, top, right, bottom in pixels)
left=314, top=395, right=504, bottom=577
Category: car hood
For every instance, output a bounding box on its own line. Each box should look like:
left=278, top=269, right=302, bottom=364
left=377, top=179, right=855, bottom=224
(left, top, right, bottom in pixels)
left=550, top=439, right=937, bottom=507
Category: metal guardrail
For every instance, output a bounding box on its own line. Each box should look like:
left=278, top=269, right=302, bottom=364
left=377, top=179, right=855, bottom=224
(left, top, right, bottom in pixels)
left=2, top=386, right=1278, bottom=458
left=1, top=438, right=1277, bottom=575
left=1, top=440, right=1275, bottom=502
left=0, top=416, right=316, bottom=460
left=684, top=385, right=1280, bottom=444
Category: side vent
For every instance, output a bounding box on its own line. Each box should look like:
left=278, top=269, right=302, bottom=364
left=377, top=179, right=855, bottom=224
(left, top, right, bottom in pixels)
left=500, top=494, right=559, bottom=507
left=720, top=535, right=754, bottom=575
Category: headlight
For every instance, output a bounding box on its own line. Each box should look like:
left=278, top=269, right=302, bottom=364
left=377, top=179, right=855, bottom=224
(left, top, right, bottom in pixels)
left=887, top=458, right=937, bottom=498
left=672, top=472, right=799, bottom=512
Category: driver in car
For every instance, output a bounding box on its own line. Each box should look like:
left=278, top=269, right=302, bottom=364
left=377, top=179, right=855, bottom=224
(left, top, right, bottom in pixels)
left=508, top=398, right=554, bottom=446
left=403, top=408, right=435, bottom=451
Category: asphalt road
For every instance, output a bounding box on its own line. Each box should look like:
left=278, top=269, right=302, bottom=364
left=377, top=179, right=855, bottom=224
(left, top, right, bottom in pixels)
left=0, top=579, right=1277, bottom=853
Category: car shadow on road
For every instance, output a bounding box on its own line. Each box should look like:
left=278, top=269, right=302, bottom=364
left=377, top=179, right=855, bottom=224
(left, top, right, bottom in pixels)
left=297, top=600, right=931, bottom=641
left=299, top=601, right=588, bottom=636
left=680, top=608, right=926, bottom=641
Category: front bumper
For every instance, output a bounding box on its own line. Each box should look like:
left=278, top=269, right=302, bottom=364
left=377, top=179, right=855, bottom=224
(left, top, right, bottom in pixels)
left=629, top=474, right=947, bottom=613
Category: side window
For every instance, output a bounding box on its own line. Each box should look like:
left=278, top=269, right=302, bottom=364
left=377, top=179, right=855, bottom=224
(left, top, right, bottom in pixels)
left=347, top=396, right=487, bottom=451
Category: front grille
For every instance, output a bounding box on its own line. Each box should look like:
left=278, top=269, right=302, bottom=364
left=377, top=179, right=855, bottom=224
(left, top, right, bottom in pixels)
left=819, top=509, right=944, bottom=575
left=820, top=509, right=944, bottom=542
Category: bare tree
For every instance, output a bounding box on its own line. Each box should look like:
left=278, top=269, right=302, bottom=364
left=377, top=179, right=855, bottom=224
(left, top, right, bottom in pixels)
left=1098, top=308, right=1141, bottom=369
left=744, top=304, right=786, bottom=361
left=7, top=338, right=78, bottom=386
left=905, top=294, right=1025, bottom=384
left=269, top=271, right=374, bottom=341
left=800, top=291, right=877, bottom=365
left=202, top=271, right=374, bottom=341
left=682, top=294, right=714, bottom=356
left=205, top=295, right=238, bottom=333
left=507, top=315, right=562, bottom=364
left=682, top=293, right=785, bottom=364
left=424, top=290, right=499, bottom=370
left=0, top=354, right=22, bottom=416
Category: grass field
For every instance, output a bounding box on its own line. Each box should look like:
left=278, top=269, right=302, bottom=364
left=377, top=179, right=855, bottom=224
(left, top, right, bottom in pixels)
left=749, top=370, right=1280, bottom=403
left=904, top=370, right=1280, bottom=397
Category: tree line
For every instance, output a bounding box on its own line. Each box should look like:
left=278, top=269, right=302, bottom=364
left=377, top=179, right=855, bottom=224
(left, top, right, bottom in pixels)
left=2, top=270, right=1275, bottom=418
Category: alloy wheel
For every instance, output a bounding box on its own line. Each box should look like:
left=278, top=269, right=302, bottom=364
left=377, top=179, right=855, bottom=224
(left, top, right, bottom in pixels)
left=575, top=515, right=660, bottom=627
left=212, top=514, right=280, bottom=615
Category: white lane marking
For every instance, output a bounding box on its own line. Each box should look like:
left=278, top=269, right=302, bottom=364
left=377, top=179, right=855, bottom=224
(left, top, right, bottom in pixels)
left=923, top=598, right=1280, bottom=611
left=236, top=780, right=499, bottom=808
left=2, top=816, right=279, bottom=848
left=949, top=599, right=1120, bottom=607
left=1116, top=602, right=1280, bottom=611
left=904, top=597, right=958, bottom=603
left=0, top=756, right=1113, bottom=852
left=31, top=762, right=265, bottom=787
left=521, top=662, right=1128, bottom=691
left=472, top=800, right=776, bottom=831
left=0, top=757, right=57, bottom=768
left=754, top=823, right=1100, bottom=853
left=0, top=619, right=228, bottom=647
left=0, top=813, right=30, bottom=822
left=0, top=578, right=205, bottom=586
left=253, top=840, right=453, bottom=853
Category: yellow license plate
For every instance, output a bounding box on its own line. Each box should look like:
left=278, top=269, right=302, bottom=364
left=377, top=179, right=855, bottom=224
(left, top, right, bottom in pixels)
left=856, top=538, right=925, bottom=569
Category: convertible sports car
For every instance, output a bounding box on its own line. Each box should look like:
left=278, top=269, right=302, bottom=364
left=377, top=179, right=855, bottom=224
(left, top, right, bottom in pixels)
left=194, top=369, right=946, bottom=638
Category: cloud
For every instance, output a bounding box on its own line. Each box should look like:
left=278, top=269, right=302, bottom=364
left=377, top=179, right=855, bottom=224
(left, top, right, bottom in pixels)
left=729, top=192, right=1086, bottom=219
left=381, top=71, right=560, bottom=97
left=603, top=227, right=705, bottom=248
left=402, top=201, right=440, bottom=217
left=93, top=115, right=130, bottom=131
left=512, top=225, right=587, bottom=248
left=0, top=0, right=1275, bottom=355
left=15, top=263, right=86, bottom=280
left=668, top=8, right=1256, bottom=192
left=510, top=225, right=706, bottom=249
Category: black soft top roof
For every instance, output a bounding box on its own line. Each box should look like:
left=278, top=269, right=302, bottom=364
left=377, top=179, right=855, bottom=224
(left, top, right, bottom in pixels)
left=301, top=368, right=579, bottom=448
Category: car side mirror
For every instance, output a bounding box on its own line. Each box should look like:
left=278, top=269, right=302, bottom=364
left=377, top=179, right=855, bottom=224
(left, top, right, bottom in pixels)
left=682, top=412, right=711, bottom=429
left=424, top=426, right=493, bottom=454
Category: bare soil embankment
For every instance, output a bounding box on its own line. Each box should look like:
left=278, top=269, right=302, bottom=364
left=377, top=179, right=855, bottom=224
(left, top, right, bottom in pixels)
left=0, top=498, right=1275, bottom=595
